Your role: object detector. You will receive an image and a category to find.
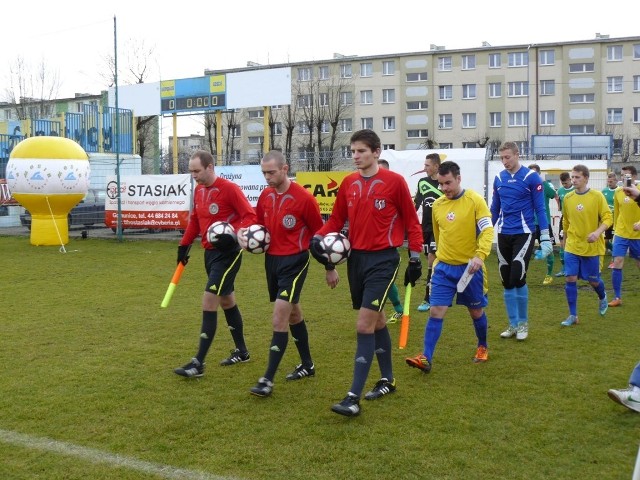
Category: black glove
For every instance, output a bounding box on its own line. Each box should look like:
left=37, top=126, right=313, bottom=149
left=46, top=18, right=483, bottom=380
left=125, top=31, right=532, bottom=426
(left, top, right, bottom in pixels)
left=210, top=233, right=238, bottom=251
left=309, top=235, right=329, bottom=266
left=404, top=257, right=422, bottom=287
left=177, top=244, right=191, bottom=265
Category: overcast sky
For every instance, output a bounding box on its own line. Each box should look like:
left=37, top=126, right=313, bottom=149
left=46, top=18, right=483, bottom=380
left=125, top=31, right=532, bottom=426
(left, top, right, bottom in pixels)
left=2, top=0, right=638, bottom=137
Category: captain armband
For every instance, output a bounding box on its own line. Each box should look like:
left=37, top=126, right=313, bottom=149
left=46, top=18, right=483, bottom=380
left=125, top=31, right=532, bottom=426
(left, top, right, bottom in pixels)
left=477, top=217, right=492, bottom=232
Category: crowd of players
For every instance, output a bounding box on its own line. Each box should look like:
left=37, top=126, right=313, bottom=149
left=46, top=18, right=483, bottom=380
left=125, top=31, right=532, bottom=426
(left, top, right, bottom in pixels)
left=171, top=130, right=640, bottom=417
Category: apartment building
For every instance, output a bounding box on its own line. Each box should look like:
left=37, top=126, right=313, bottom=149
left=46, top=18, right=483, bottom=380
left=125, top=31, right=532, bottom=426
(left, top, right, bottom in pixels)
left=205, top=34, right=640, bottom=166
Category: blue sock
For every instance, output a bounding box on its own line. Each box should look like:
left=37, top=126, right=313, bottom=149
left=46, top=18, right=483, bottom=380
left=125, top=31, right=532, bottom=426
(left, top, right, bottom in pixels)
left=515, top=285, right=529, bottom=324
left=612, top=268, right=622, bottom=299
left=349, top=333, right=375, bottom=397
left=472, top=313, right=488, bottom=347
left=423, top=317, right=444, bottom=363
left=593, top=279, right=606, bottom=300
left=503, top=289, right=519, bottom=327
left=565, top=281, right=577, bottom=316
left=629, top=361, right=640, bottom=387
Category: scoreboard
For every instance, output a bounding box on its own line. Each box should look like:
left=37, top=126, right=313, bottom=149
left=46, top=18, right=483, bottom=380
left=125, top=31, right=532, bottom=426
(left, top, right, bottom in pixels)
left=160, top=75, right=226, bottom=114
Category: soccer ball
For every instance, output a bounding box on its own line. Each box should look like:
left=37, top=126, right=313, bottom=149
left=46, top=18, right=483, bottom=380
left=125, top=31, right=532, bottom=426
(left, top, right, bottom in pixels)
left=244, top=224, right=271, bottom=254
left=320, top=232, right=351, bottom=265
left=207, top=221, right=236, bottom=245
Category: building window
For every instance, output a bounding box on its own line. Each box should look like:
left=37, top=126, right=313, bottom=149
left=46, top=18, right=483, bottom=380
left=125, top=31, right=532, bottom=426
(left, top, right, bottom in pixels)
left=340, top=118, right=353, bottom=132
left=635, top=44, right=640, bottom=59
left=569, top=125, right=595, bottom=134
left=297, top=121, right=310, bottom=134
left=298, top=148, right=308, bottom=160
left=340, top=64, right=352, bottom=78
left=228, top=125, right=241, bottom=136
left=76, top=102, right=84, bottom=112
left=272, top=122, right=283, bottom=135
left=461, top=55, right=476, bottom=70
left=540, top=110, right=555, bottom=126
left=462, top=84, right=476, bottom=99
left=382, top=61, right=395, bottom=75
left=360, top=90, right=373, bottom=105
left=297, top=67, right=312, bottom=81
left=360, top=63, right=373, bottom=77
left=634, top=75, right=640, bottom=91
left=539, top=49, right=555, bottom=65
left=540, top=80, right=555, bottom=96
left=490, top=112, right=502, bottom=127
left=462, top=142, right=477, bottom=148
left=406, top=72, right=427, bottom=82
left=508, top=111, right=528, bottom=127
left=607, top=45, right=623, bottom=61
left=489, top=82, right=502, bottom=98
left=569, top=93, right=595, bottom=103
left=634, top=139, right=640, bottom=155
left=438, top=56, right=452, bottom=71
left=439, top=143, right=453, bottom=149
left=407, top=129, right=428, bottom=138
left=633, top=107, right=640, bottom=123
left=439, top=85, right=453, bottom=100
left=406, top=101, right=428, bottom=110
left=569, top=63, right=595, bottom=73
left=319, top=93, right=329, bottom=107
left=248, top=110, right=264, bottom=119
left=508, top=52, right=528, bottom=67
left=438, top=114, right=453, bottom=129
left=297, top=94, right=312, bottom=107
left=318, top=66, right=329, bottom=80
left=489, top=53, right=501, bottom=68
left=508, top=81, right=528, bottom=97
left=320, top=120, right=330, bottom=133
left=382, top=89, right=395, bottom=103
left=341, top=146, right=352, bottom=158
left=383, top=144, right=395, bottom=150
left=340, top=91, right=353, bottom=106
left=229, top=150, right=241, bottom=162
left=383, top=116, right=396, bottom=131
left=607, top=76, right=623, bottom=93
left=361, top=117, right=373, bottom=129
left=462, top=113, right=476, bottom=128
left=248, top=136, right=262, bottom=145
left=607, top=108, right=623, bottom=124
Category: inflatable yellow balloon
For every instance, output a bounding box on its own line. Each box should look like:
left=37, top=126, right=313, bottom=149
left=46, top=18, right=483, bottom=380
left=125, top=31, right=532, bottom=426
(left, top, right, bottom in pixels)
left=6, top=137, right=90, bottom=246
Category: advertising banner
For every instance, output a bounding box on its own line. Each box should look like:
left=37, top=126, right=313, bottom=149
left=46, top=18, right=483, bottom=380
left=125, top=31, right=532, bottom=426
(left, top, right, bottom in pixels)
left=296, top=171, right=351, bottom=214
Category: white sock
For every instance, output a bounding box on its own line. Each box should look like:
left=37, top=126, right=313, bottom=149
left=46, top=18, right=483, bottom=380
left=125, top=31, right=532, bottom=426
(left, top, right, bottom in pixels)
left=631, top=386, right=640, bottom=399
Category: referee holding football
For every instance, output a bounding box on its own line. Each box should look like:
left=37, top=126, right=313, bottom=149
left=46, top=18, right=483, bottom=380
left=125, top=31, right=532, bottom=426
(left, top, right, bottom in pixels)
left=173, top=150, right=257, bottom=379
left=239, top=150, right=339, bottom=397
left=311, top=129, right=423, bottom=417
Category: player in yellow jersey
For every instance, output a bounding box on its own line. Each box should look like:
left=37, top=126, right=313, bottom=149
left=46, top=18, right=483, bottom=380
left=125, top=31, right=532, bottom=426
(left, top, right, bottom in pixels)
left=560, top=165, right=613, bottom=326
left=406, top=161, right=494, bottom=372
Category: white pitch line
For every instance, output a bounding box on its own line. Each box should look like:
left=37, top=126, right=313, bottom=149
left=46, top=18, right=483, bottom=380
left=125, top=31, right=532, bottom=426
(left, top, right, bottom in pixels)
left=0, top=429, right=245, bottom=480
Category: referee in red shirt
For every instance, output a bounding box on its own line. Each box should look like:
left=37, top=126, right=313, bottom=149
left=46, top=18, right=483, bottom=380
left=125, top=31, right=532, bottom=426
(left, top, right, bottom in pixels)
left=240, top=150, right=339, bottom=397
left=311, top=129, right=423, bottom=417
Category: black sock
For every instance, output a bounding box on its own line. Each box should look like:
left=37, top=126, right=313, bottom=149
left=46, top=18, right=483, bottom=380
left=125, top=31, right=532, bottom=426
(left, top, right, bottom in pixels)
left=425, top=267, right=432, bottom=302
left=223, top=305, right=247, bottom=352
left=290, top=320, right=313, bottom=366
left=195, top=311, right=217, bottom=363
left=349, top=333, right=375, bottom=397
left=264, top=331, right=289, bottom=381
left=374, top=327, right=393, bottom=381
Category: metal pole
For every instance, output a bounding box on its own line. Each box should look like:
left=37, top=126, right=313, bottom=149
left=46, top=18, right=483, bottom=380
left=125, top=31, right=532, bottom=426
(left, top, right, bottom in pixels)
left=114, top=15, right=123, bottom=241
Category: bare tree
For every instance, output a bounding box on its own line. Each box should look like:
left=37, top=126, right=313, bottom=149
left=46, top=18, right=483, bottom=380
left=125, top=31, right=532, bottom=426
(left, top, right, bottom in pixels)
left=3, top=56, right=60, bottom=120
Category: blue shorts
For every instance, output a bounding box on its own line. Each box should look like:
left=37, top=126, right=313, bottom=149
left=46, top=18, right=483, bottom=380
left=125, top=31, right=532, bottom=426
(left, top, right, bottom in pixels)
left=612, top=236, right=640, bottom=260
left=564, top=252, right=601, bottom=282
left=430, top=261, right=488, bottom=309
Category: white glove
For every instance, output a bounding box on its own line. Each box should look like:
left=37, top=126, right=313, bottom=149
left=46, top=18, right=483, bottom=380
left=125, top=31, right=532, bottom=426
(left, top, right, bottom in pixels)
left=538, top=230, right=553, bottom=258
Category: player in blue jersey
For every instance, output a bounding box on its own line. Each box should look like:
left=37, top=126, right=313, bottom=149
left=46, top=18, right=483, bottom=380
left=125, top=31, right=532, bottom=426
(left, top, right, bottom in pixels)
left=490, top=142, right=552, bottom=341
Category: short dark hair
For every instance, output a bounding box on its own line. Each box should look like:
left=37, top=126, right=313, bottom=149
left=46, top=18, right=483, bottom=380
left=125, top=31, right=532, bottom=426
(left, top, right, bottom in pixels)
left=622, top=165, right=637, bottom=176
left=560, top=172, right=570, bottom=181
left=350, top=129, right=381, bottom=152
left=191, top=150, right=214, bottom=168
left=528, top=163, right=540, bottom=173
left=377, top=159, right=390, bottom=169
left=572, top=164, right=590, bottom=178
left=425, top=153, right=441, bottom=166
left=439, top=160, right=460, bottom=177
